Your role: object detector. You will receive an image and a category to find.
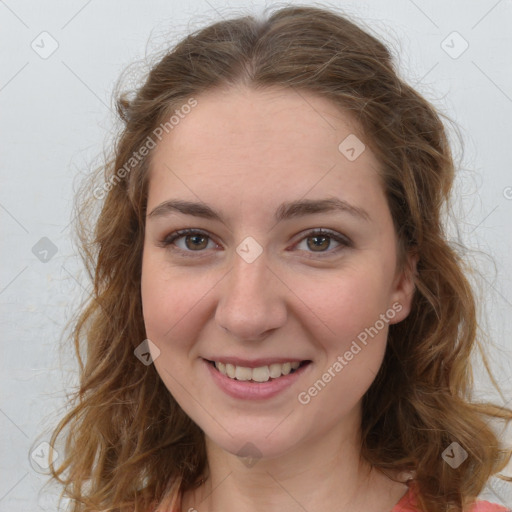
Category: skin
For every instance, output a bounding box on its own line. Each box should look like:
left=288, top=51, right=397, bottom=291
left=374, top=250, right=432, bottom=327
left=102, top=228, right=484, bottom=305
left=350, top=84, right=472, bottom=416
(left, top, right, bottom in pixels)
left=141, top=85, right=417, bottom=512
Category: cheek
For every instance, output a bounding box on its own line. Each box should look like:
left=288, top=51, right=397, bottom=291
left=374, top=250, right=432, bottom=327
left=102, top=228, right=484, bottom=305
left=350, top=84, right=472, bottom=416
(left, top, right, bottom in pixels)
left=303, top=264, right=393, bottom=340
left=140, top=256, right=206, bottom=408
left=302, top=267, right=394, bottom=376
left=140, top=254, right=198, bottom=350
left=296, top=273, right=392, bottom=412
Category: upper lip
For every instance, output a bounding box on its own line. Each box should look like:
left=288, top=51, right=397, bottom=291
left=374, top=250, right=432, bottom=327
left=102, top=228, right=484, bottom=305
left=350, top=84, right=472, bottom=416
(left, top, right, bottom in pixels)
left=203, top=356, right=310, bottom=368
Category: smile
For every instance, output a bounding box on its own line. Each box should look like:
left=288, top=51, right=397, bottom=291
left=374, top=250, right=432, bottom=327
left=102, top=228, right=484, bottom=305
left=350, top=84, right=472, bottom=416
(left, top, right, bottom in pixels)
left=206, top=359, right=311, bottom=382
left=203, top=358, right=312, bottom=400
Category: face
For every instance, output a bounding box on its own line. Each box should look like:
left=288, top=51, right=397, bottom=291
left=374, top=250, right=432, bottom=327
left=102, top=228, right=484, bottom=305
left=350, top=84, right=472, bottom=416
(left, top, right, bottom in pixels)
left=141, top=86, right=415, bottom=460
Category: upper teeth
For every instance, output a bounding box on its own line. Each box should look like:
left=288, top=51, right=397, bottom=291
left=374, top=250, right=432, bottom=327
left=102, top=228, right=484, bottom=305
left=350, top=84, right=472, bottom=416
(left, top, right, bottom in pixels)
left=214, top=361, right=301, bottom=382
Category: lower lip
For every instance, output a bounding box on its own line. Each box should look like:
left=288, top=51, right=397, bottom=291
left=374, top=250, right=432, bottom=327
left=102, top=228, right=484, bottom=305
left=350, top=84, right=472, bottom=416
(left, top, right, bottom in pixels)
left=203, top=359, right=312, bottom=400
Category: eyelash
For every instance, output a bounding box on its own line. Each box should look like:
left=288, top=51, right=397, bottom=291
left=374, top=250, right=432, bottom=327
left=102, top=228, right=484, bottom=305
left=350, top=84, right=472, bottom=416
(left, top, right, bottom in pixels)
left=158, top=228, right=352, bottom=258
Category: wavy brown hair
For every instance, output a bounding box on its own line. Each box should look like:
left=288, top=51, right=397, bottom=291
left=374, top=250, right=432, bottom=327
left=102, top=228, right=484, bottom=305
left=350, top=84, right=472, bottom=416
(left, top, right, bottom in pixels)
left=47, top=4, right=512, bottom=512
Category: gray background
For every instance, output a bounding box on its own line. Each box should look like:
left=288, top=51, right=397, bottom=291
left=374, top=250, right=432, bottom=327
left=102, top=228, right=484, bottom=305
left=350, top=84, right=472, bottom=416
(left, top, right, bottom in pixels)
left=1, top=0, right=511, bottom=510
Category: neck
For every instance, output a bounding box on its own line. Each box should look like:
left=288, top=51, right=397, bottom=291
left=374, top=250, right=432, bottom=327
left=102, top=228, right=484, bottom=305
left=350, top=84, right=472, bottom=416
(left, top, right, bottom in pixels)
left=179, top=414, right=409, bottom=512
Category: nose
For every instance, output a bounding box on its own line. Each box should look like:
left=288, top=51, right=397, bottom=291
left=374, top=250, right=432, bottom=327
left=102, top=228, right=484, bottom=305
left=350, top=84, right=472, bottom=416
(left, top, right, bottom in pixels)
left=214, top=250, right=288, bottom=341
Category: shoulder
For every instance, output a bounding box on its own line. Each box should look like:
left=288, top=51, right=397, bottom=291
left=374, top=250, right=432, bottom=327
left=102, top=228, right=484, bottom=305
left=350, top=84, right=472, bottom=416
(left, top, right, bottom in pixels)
left=466, top=500, right=510, bottom=512
left=392, top=482, right=510, bottom=512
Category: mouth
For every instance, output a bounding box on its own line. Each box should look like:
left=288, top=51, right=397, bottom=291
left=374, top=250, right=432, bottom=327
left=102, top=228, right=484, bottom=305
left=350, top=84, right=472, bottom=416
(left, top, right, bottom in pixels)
left=205, top=359, right=312, bottom=383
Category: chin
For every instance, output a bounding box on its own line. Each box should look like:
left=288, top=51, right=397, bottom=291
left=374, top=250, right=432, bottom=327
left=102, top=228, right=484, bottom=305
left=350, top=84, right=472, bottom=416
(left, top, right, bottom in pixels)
left=204, top=421, right=304, bottom=462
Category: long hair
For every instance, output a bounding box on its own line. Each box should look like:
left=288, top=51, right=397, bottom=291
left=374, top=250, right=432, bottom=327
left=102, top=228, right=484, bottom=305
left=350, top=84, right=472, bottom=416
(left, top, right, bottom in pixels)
left=48, top=5, right=512, bottom=511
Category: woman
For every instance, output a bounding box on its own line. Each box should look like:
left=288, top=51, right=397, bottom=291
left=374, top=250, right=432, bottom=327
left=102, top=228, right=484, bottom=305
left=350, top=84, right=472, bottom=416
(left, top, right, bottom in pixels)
left=48, top=5, right=512, bottom=512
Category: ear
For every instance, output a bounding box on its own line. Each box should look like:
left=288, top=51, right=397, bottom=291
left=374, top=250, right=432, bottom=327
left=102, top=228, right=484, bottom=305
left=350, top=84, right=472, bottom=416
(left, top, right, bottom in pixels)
left=388, top=249, right=418, bottom=324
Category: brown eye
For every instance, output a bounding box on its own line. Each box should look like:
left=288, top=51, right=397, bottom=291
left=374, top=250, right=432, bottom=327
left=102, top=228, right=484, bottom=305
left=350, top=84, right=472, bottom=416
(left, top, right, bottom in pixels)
left=295, top=228, right=352, bottom=256
left=183, top=233, right=209, bottom=250
left=160, top=229, right=217, bottom=255
left=307, top=234, right=331, bottom=252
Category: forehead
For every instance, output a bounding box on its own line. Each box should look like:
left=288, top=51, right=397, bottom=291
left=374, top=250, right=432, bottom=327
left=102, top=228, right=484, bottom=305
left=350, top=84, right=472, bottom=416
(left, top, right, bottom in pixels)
left=147, top=86, right=384, bottom=218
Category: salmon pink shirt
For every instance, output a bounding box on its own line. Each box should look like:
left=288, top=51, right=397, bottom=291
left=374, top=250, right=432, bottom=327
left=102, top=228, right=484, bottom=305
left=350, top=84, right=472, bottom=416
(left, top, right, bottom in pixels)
left=392, top=482, right=510, bottom=512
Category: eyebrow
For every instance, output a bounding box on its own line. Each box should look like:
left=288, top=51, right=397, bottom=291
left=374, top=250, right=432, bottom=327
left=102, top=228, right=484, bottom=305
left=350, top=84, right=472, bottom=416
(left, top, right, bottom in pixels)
left=148, top=197, right=370, bottom=223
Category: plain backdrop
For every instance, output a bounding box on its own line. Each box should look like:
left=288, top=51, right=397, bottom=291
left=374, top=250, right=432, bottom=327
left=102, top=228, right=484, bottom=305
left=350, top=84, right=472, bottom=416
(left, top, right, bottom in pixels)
left=1, top=0, right=511, bottom=510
